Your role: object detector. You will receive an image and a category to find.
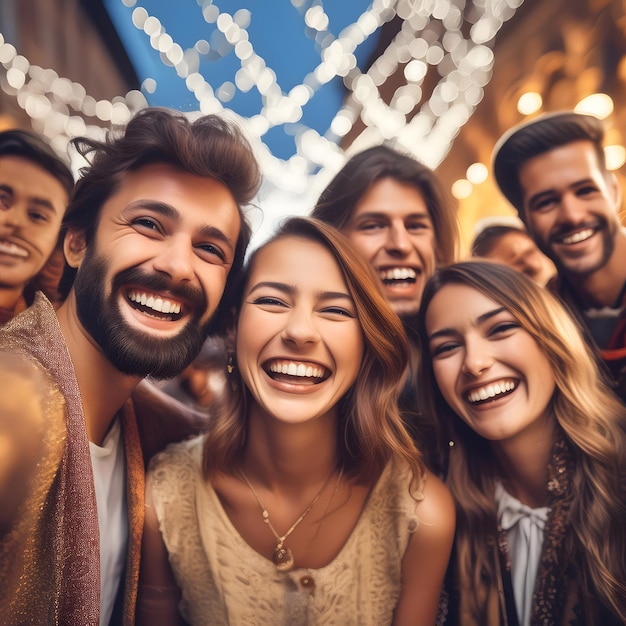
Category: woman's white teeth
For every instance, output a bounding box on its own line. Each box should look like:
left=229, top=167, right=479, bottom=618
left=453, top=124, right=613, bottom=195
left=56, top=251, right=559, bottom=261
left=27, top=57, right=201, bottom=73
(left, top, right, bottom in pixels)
left=128, top=291, right=181, bottom=314
left=561, top=228, right=594, bottom=245
left=269, top=361, right=325, bottom=378
left=468, top=380, right=515, bottom=403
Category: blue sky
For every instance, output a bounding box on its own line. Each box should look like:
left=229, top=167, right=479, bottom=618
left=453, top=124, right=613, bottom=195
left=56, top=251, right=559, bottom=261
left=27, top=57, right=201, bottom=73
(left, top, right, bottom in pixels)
left=104, top=1, right=379, bottom=160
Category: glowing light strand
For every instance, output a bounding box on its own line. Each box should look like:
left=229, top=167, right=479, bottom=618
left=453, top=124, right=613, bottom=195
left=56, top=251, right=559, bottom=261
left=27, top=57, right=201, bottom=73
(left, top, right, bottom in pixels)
left=0, top=0, right=524, bottom=193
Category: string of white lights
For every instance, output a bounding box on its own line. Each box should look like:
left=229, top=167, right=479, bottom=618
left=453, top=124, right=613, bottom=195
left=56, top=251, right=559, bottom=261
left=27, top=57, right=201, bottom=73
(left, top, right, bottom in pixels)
left=0, top=0, right=524, bottom=193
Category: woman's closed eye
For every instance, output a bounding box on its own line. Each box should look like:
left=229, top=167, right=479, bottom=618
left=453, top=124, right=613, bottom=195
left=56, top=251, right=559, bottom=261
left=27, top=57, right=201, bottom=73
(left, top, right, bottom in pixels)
left=252, top=296, right=288, bottom=308
left=320, top=306, right=355, bottom=319
left=430, top=340, right=461, bottom=358
left=489, top=321, right=520, bottom=337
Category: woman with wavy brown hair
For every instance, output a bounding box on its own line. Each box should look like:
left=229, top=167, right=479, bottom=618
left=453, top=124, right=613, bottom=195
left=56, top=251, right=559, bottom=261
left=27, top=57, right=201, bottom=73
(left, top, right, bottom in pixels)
left=137, top=217, right=455, bottom=626
left=416, top=261, right=626, bottom=626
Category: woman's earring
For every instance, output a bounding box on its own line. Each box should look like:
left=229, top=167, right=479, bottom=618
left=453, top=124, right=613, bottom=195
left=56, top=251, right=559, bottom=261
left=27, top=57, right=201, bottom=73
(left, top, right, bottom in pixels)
left=226, top=353, right=238, bottom=391
left=448, top=440, right=455, bottom=448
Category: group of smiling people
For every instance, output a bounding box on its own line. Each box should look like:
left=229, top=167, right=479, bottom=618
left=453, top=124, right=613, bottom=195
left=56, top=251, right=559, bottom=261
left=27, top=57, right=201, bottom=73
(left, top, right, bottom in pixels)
left=0, top=109, right=624, bottom=626
left=137, top=131, right=625, bottom=624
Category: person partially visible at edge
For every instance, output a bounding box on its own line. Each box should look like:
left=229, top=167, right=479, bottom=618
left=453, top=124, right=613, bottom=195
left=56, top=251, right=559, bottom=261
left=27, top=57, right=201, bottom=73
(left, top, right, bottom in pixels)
left=493, top=111, right=626, bottom=402
left=470, top=217, right=555, bottom=287
left=0, top=128, right=74, bottom=323
left=311, top=144, right=459, bottom=474
left=0, top=107, right=261, bottom=626
left=416, top=261, right=626, bottom=626
left=136, top=217, right=456, bottom=626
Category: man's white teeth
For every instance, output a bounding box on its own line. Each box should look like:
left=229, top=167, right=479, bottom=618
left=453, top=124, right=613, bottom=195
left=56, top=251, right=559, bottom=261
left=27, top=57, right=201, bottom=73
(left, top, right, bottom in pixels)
left=128, top=291, right=181, bottom=314
left=0, top=241, right=28, bottom=257
left=468, top=380, right=516, bottom=403
left=269, top=361, right=326, bottom=378
left=380, top=267, right=417, bottom=281
left=560, top=229, right=594, bottom=245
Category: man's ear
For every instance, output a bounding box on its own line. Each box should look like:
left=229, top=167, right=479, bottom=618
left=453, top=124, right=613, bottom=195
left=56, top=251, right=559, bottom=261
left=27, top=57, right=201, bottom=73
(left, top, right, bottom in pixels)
left=63, top=230, right=87, bottom=269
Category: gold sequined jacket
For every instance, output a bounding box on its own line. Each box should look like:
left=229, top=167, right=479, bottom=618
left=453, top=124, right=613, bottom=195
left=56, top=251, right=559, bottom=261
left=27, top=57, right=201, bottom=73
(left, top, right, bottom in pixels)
left=0, top=293, right=203, bottom=625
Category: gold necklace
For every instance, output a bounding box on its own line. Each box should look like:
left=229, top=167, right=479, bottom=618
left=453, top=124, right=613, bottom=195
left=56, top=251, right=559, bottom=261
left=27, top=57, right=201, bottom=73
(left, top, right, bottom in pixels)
left=239, top=468, right=338, bottom=572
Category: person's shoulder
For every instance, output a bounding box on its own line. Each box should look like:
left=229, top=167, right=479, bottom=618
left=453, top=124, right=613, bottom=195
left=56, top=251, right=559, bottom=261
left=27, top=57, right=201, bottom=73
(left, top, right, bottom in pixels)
left=0, top=292, right=55, bottom=336
left=149, top=435, right=204, bottom=475
left=417, top=469, right=456, bottom=533
left=385, top=460, right=455, bottom=535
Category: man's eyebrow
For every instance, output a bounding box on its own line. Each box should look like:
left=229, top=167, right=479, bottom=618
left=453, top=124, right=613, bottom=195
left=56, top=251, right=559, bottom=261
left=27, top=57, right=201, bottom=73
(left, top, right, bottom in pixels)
left=29, top=198, right=58, bottom=213
left=0, top=184, right=58, bottom=213
left=124, top=200, right=236, bottom=250
left=428, top=307, right=506, bottom=341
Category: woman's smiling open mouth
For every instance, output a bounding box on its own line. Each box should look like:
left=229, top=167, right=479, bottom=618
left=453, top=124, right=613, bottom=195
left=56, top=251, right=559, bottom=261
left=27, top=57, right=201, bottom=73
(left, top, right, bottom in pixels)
left=466, top=379, right=518, bottom=405
left=264, top=359, right=330, bottom=385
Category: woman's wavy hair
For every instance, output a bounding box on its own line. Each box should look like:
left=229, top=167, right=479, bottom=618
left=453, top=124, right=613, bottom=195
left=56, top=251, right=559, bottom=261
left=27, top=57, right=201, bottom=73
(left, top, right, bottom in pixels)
left=311, top=144, right=458, bottom=266
left=202, top=217, right=424, bottom=485
left=58, top=108, right=261, bottom=330
left=415, top=261, right=626, bottom=621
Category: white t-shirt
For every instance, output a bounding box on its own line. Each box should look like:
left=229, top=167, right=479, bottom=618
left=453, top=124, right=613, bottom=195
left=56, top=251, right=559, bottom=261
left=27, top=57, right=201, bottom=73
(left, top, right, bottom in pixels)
left=90, top=418, right=129, bottom=626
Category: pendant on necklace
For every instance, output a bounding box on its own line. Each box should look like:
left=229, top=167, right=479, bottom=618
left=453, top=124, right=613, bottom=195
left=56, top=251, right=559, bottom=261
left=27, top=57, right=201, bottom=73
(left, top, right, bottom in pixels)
left=272, top=545, right=295, bottom=572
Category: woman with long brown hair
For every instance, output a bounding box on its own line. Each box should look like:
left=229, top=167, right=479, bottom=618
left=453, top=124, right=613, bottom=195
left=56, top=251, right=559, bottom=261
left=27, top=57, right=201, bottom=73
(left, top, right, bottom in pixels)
left=417, top=261, right=626, bottom=625
left=137, top=217, right=455, bottom=625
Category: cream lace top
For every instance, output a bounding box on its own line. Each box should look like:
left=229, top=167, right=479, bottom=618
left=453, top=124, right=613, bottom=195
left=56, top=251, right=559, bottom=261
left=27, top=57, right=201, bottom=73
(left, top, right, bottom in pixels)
left=149, top=437, right=423, bottom=626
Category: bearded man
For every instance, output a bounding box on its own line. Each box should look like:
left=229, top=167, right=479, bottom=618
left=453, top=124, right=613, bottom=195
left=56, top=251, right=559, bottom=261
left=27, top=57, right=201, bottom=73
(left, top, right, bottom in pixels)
left=0, top=108, right=260, bottom=625
left=493, top=111, right=626, bottom=402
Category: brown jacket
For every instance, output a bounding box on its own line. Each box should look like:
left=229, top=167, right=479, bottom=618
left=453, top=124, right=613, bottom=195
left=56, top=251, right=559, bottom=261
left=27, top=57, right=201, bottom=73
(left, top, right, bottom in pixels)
left=0, top=293, right=204, bottom=625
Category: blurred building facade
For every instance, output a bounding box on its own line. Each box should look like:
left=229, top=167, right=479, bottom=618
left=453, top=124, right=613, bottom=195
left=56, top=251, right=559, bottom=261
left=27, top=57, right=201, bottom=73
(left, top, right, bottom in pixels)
left=0, top=0, right=138, bottom=141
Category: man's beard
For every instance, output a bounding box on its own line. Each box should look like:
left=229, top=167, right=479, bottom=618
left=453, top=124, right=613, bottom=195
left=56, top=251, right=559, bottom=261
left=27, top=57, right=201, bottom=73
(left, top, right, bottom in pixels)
left=545, top=216, right=616, bottom=277
left=73, top=249, right=212, bottom=380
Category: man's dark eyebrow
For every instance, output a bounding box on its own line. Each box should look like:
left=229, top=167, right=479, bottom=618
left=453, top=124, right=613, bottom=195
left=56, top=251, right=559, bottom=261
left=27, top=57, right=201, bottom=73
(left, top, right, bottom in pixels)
left=29, top=198, right=58, bottom=213
left=124, top=200, right=235, bottom=250
left=428, top=306, right=506, bottom=341
left=0, top=184, right=58, bottom=213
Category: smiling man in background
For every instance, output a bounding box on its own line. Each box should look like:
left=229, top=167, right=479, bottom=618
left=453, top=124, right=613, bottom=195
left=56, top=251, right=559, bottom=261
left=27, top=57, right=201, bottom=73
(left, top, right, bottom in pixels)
left=0, top=129, right=74, bottom=322
left=470, top=217, right=555, bottom=286
left=312, top=144, right=459, bottom=474
left=493, top=111, right=626, bottom=401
